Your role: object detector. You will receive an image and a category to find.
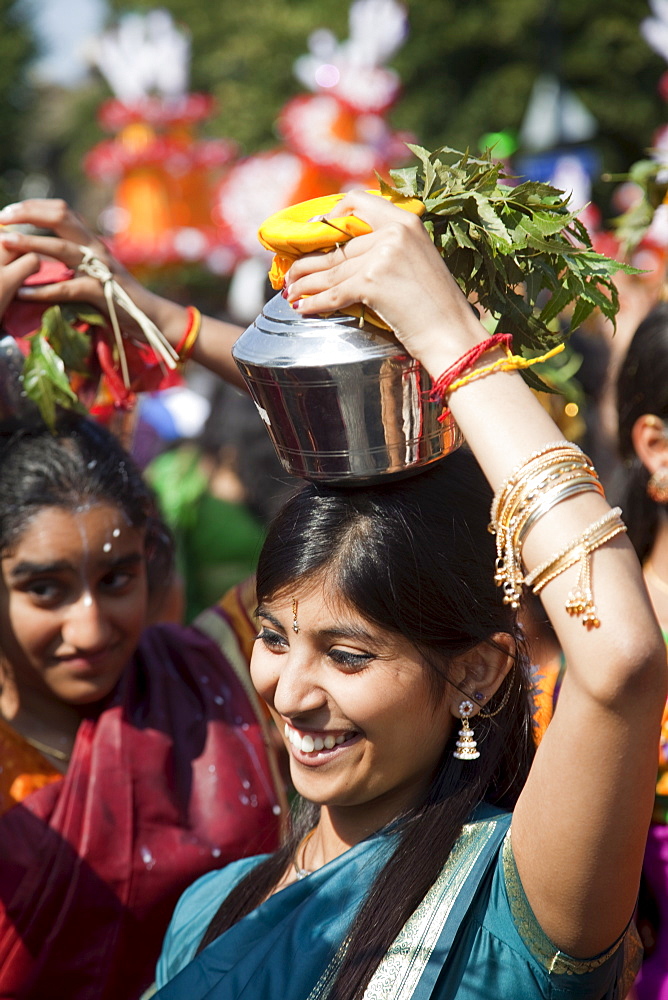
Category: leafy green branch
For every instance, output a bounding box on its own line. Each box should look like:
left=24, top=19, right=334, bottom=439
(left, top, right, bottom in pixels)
left=380, top=145, right=638, bottom=391
left=606, top=157, right=668, bottom=255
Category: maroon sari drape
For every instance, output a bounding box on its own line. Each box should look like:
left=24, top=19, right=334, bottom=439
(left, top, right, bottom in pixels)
left=0, top=609, right=282, bottom=1000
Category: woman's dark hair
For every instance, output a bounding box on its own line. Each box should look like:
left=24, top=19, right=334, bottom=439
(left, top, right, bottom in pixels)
left=616, top=303, right=668, bottom=563
left=198, top=448, right=536, bottom=998
left=0, top=411, right=173, bottom=597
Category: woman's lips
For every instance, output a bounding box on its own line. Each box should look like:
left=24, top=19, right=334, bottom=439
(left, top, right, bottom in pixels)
left=54, top=648, right=118, bottom=675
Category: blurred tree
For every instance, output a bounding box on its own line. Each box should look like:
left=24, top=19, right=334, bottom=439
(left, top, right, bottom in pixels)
left=0, top=1, right=36, bottom=205
left=102, top=0, right=664, bottom=217
left=105, top=0, right=348, bottom=153
left=17, top=0, right=667, bottom=232
left=393, top=0, right=665, bottom=218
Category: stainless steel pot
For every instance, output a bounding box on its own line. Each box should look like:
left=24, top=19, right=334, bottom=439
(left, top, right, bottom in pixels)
left=232, top=292, right=463, bottom=484
left=0, top=334, right=36, bottom=422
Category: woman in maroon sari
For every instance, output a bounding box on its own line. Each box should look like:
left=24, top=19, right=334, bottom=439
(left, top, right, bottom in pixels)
left=0, top=410, right=284, bottom=1000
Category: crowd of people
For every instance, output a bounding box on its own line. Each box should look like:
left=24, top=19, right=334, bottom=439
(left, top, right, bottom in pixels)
left=0, top=190, right=666, bottom=1000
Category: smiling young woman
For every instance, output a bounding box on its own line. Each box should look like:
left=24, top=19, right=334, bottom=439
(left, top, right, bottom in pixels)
left=144, top=194, right=666, bottom=1000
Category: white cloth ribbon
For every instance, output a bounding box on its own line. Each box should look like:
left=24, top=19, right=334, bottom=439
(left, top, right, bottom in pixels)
left=76, top=247, right=179, bottom=388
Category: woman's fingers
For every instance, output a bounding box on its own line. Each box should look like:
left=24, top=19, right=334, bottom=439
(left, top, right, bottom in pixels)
left=0, top=198, right=99, bottom=247
left=284, top=192, right=483, bottom=375
left=0, top=231, right=91, bottom=271
left=0, top=253, right=41, bottom=316
left=0, top=199, right=125, bottom=312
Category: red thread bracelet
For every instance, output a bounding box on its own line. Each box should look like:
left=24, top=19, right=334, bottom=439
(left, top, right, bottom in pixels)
left=175, top=306, right=199, bottom=358
left=429, top=333, right=513, bottom=406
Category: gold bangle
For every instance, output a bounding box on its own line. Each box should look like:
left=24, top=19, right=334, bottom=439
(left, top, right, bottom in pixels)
left=492, top=455, right=595, bottom=561
left=495, top=456, right=595, bottom=536
left=513, top=474, right=604, bottom=550
left=493, top=481, right=605, bottom=609
left=490, top=442, right=586, bottom=529
left=525, top=508, right=627, bottom=628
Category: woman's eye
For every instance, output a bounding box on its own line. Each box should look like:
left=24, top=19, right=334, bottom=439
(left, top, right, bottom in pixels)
left=256, top=627, right=288, bottom=651
left=26, top=579, right=63, bottom=603
left=328, top=648, right=374, bottom=671
left=101, top=570, right=134, bottom=592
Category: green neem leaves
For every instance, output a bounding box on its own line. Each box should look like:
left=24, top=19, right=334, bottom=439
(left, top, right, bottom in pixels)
left=22, top=305, right=100, bottom=428
left=382, top=145, right=638, bottom=391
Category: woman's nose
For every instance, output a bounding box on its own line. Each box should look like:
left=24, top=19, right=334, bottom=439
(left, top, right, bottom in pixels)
left=272, top=654, right=325, bottom=719
left=60, top=593, right=114, bottom=651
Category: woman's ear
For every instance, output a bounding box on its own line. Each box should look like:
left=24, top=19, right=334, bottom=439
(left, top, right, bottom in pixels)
left=631, top=413, right=668, bottom=476
left=447, top=632, right=515, bottom=719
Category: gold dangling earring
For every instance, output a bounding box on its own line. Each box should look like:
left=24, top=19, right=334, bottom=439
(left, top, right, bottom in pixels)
left=647, top=466, right=668, bottom=504
left=453, top=699, right=480, bottom=761
left=291, top=598, right=299, bottom=634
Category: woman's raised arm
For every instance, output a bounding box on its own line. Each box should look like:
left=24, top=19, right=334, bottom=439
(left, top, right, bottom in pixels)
left=0, top=199, right=245, bottom=388
left=285, top=190, right=668, bottom=960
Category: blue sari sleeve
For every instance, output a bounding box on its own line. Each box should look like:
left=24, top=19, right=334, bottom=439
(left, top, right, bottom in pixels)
left=156, top=855, right=269, bottom=988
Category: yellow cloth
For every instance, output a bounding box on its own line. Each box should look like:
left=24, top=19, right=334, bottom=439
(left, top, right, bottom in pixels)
left=257, top=190, right=424, bottom=308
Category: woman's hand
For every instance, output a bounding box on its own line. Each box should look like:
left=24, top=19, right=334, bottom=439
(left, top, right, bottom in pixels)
left=0, top=199, right=246, bottom=386
left=284, top=190, right=486, bottom=379
left=0, top=199, right=168, bottom=337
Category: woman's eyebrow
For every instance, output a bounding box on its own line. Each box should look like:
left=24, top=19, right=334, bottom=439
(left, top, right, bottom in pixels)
left=255, top=606, right=286, bottom=631
left=318, top=625, right=380, bottom=645
left=8, top=559, right=72, bottom=578
left=8, top=551, right=143, bottom=579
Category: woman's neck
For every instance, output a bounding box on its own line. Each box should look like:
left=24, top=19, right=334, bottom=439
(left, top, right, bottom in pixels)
left=0, top=675, right=81, bottom=770
left=305, top=797, right=418, bottom=872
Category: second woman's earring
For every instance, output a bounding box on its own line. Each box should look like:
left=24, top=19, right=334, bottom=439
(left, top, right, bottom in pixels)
left=292, top=598, right=299, bottom=634
left=453, top=700, right=480, bottom=761
left=648, top=467, right=668, bottom=504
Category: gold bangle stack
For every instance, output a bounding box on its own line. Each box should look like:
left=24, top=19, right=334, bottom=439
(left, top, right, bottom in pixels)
left=489, top=441, right=625, bottom=627
left=490, top=443, right=602, bottom=609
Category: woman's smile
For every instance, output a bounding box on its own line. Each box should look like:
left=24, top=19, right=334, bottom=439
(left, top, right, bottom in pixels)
left=283, top=720, right=361, bottom=761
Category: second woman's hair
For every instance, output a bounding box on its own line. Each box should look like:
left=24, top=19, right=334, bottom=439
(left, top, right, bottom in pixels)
left=616, top=303, right=668, bottom=563
left=199, top=448, right=535, bottom=998
left=0, top=412, right=173, bottom=595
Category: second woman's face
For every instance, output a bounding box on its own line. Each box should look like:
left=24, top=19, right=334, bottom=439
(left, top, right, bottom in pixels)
left=0, top=503, right=148, bottom=706
left=251, top=581, right=455, bottom=821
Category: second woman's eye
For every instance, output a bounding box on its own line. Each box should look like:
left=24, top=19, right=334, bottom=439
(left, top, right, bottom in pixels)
left=25, top=579, right=64, bottom=604
left=100, top=569, right=135, bottom=593
left=256, top=628, right=289, bottom=652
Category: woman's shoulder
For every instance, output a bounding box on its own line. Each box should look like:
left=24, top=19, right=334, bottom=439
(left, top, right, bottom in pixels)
left=156, top=854, right=270, bottom=988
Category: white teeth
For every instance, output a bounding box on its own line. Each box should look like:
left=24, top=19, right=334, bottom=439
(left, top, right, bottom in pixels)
left=284, top=724, right=351, bottom=753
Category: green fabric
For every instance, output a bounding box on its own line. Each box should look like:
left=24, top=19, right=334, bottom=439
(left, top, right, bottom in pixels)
left=152, top=807, right=638, bottom=999
left=146, top=447, right=265, bottom=621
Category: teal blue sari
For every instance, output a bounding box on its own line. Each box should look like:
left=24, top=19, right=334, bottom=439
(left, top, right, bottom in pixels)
left=153, top=806, right=640, bottom=1000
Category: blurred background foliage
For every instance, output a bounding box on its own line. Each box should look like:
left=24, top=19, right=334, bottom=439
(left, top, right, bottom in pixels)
left=2, top=0, right=666, bottom=228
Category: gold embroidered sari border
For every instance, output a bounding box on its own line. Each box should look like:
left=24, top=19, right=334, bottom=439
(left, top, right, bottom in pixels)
left=502, top=831, right=629, bottom=976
